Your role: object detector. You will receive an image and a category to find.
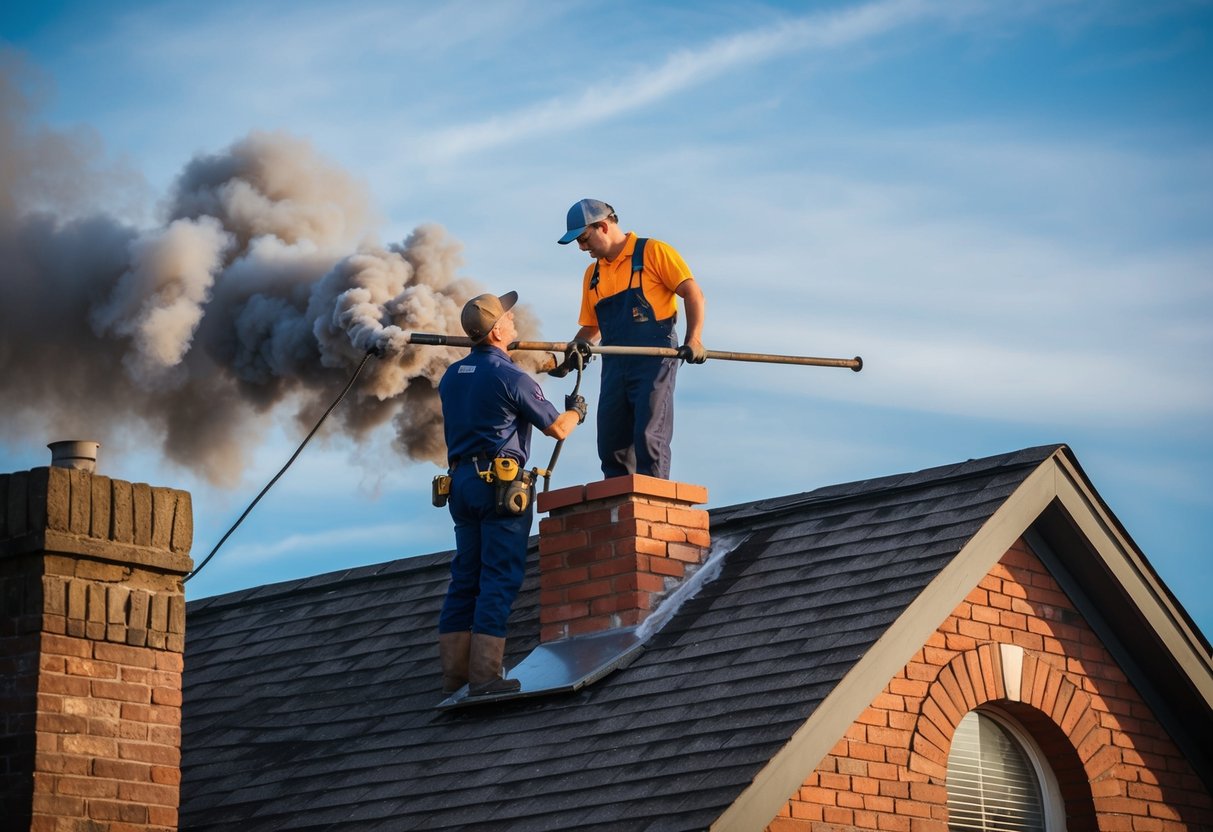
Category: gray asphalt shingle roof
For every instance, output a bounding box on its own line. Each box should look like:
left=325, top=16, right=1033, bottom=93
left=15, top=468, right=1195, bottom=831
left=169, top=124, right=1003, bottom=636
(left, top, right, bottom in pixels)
left=179, top=445, right=1064, bottom=831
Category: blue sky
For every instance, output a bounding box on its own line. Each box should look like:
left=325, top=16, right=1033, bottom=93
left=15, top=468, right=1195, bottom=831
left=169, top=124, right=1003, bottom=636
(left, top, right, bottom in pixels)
left=2, top=0, right=1210, bottom=637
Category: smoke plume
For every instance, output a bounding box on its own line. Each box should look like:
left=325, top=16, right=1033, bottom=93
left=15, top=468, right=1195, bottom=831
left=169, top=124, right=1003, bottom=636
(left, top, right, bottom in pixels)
left=0, top=63, right=546, bottom=487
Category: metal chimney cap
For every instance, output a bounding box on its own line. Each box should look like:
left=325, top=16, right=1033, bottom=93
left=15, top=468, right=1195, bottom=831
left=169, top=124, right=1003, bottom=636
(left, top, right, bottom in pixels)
left=48, top=440, right=100, bottom=473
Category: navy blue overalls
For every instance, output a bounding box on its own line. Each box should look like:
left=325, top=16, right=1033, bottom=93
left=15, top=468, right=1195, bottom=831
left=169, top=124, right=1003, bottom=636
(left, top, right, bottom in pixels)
left=437, top=346, right=558, bottom=637
left=592, top=238, right=679, bottom=479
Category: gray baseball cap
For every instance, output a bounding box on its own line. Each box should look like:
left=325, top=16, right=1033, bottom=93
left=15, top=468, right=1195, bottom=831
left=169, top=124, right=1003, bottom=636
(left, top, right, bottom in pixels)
left=558, top=199, right=614, bottom=245
left=461, top=291, right=518, bottom=342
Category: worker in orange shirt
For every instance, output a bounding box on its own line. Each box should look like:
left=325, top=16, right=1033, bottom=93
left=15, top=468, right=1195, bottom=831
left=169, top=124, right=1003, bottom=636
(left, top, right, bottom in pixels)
left=555, top=199, right=705, bottom=480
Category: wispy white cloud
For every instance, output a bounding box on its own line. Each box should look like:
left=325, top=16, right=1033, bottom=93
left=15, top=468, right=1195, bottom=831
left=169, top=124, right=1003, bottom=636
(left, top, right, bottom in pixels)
left=419, top=0, right=940, bottom=160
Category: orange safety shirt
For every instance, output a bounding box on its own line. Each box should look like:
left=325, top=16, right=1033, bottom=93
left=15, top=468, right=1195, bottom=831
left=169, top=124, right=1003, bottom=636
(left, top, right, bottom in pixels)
left=577, top=232, right=693, bottom=328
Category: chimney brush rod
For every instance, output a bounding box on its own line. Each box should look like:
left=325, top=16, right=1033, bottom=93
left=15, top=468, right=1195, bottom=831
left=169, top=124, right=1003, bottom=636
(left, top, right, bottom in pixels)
left=404, top=333, right=862, bottom=372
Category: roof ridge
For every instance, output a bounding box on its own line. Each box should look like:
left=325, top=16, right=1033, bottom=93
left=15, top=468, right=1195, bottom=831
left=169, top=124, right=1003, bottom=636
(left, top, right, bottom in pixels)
left=709, top=444, right=1065, bottom=529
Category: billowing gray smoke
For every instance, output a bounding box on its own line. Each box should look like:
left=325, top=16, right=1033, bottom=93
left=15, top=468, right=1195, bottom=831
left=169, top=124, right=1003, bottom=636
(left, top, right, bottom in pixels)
left=0, top=66, right=545, bottom=486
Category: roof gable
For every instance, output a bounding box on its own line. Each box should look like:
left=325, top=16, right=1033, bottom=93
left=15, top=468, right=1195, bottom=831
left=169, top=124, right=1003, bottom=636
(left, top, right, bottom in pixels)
left=179, top=445, right=1210, bottom=831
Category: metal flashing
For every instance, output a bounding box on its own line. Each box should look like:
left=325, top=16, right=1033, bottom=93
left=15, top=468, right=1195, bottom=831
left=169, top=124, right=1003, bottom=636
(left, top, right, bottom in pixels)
left=437, top=626, right=645, bottom=710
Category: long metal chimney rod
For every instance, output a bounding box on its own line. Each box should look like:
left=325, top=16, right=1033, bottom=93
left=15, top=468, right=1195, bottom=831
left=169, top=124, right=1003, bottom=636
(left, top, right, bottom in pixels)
left=404, top=332, right=863, bottom=372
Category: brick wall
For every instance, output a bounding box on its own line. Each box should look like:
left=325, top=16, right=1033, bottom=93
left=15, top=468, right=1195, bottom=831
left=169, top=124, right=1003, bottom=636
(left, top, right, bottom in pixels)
left=535, top=475, right=709, bottom=642
left=767, top=539, right=1213, bottom=832
left=0, top=465, right=192, bottom=832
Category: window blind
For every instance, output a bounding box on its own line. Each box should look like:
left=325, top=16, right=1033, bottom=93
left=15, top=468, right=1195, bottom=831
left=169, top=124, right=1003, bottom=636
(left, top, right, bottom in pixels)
left=947, top=711, right=1046, bottom=832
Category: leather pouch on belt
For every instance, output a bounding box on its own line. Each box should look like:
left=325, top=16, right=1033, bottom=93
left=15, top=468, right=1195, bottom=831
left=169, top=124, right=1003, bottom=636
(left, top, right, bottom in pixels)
left=431, top=474, right=451, bottom=508
left=494, top=465, right=534, bottom=516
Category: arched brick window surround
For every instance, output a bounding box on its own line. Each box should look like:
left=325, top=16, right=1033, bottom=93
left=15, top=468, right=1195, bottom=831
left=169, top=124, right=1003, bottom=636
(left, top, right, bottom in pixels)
left=911, top=644, right=1100, bottom=830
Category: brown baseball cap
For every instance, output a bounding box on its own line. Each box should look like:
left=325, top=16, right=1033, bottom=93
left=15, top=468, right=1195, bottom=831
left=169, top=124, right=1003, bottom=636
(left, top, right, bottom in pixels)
left=460, top=291, right=518, bottom=343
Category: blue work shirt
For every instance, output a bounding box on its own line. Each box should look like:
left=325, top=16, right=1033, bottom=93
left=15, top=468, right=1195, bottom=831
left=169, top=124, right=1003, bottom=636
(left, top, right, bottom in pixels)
left=439, top=345, right=560, bottom=464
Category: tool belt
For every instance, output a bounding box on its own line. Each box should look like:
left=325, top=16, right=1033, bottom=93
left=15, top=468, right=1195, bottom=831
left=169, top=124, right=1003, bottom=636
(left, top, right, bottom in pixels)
left=481, top=458, right=534, bottom=516
left=432, top=457, right=536, bottom=515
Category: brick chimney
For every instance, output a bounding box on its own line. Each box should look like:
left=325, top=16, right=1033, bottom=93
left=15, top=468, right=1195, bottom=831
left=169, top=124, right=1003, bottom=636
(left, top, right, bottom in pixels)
left=536, top=474, right=709, bottom=642
left=0, top=447, right=192, bottom=832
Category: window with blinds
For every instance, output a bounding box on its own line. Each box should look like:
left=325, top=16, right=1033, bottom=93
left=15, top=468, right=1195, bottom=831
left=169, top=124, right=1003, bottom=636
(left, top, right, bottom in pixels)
left=947, top=710, right=1047, bottom=832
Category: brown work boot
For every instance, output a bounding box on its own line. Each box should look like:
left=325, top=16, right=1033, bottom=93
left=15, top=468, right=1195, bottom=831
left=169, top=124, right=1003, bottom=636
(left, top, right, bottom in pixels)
left=438, top=631, right=471, bottom=693
left=467, top=633, right=521, bottom=696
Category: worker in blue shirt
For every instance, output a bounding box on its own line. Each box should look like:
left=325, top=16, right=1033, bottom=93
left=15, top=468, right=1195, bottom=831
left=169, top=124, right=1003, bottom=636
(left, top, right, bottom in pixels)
left=437, top=291, right=587, bottom=697
left=556, top=199, right=706, bottom=480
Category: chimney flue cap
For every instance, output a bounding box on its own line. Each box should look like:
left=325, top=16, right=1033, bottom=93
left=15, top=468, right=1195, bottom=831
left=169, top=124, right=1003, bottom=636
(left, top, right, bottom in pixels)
left=48, top=440, right=100, bottom=473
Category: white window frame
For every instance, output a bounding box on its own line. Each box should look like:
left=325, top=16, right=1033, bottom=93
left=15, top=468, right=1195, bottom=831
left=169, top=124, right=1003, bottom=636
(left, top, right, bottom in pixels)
left=947, top=707, right=1068, bottom=831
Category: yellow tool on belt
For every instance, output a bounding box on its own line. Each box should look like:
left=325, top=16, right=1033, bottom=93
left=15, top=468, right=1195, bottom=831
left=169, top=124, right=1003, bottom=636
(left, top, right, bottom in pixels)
left=431, top=457, right=552, bottom=515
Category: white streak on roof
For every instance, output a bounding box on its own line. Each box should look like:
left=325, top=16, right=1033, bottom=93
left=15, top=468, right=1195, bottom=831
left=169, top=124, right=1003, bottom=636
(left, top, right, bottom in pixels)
left=636, top=533, right=747, bottom=643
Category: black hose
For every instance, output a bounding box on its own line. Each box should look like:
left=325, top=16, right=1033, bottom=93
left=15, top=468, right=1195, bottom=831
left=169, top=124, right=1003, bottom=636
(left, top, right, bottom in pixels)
left=184, top=351, right=375, bottom=583
left=540, top=351, right=584, bottom=492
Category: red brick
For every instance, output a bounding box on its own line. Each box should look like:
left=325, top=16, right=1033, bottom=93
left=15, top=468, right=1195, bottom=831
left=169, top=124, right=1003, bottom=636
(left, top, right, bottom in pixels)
left=876, top=816, right=912, bottom=832
left=87, top=797, right=148, bottom=822
left=823, top=806, right=854, bottom=824
left=117, top=741, right=179, bottom=766
left=563, top=507, right=616, bottom=530
left=674, top=482, right=708, bottom=504
left=31, top=793, right=85, bottom=817
left=539, top=589, right=566, bottom=607
left=121, top=703, right=179, bottom=727
left=647, top=557, right=685, bottom=579
left=539, top=553, right=565, bottom=573
left=566, top=580, right=613, bottom=602
left=148, top=805, right=180, bottom=827
left=614, top=572, right=666, bottom=594
left=649, top=523, right=688, bottom=543
left=591, top=591, right=647, bottom=614
left=64, top=657, right=119, bottom=679
left=666, top=506, right=709, bottom=529
left=612, top=536, right=667, bottom=558
left=536, top=483, right=585, bottom=512
left=92, top=757, right=151, bottom=781
left=117, top=779, right=179, bottom=806
left=789, top=800, right=824, bottom=821
left=541, top=566, right=589, bottom=588
left=38, top=673, right=90, bottom=697
left=59, top=734, right=118, bottom=757
left=868, top=726, right=912, bottom=748
left=92, top=642, right=158, bottom=669
left=119, top=667, right=179, bottom=689
left=667, top=543, right=706, bottom=563
left=537, top=516, right=564, bottom=535
left=54, top=774, right=118, bottom=798
left=838, top=789, right=866, bottom=809
left=586, top=474, right=678, bottom=501
left=150, top=765, right=180, bottom=786
left=33, top=752, right=90, bottom=776
left=91, top=679, right=151, bottom=704
left=566, top=615, right=615, bottom=636
left=589, top=517, right=644, bottom=543
left=38, top=712, right=88, bottom=734
left=539, top=602, right=588, bottom=623
left=40, top=634, right=92, bottom=659
left=615, top=500, right=668, bottom=523
left=538, top=529, right=588, bottom=555
left=849, top=742, right=887, bottom=763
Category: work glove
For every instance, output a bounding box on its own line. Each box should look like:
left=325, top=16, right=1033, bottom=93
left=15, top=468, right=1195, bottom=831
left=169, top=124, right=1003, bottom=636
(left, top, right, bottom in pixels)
left=545, top=352, right=570, bottom=378
left=567, top=338, right=594, bottom=365
left=565, top=393, right=588, bottom=424
left=677, top=342, right=707, bottom=364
